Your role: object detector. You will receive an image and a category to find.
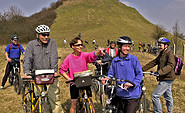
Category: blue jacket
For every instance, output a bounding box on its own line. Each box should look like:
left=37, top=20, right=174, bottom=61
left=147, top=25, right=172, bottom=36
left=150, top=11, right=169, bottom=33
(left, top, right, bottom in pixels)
left=108, top=53, right=143, bottom=99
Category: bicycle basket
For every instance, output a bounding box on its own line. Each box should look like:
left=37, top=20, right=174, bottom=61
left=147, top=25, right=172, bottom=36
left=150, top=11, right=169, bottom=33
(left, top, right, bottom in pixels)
left=74, top=70, right=93, bottom=88
left=34, top=69, right=55, bottom=85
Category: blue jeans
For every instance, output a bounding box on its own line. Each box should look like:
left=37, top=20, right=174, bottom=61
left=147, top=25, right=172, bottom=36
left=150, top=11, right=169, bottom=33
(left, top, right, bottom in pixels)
left=152, top=80, right=174, bottom=113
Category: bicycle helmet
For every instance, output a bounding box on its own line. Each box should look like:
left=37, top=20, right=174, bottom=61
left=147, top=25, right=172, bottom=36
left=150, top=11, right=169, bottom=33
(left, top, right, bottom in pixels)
left=157, top=37, right=170, bottom=45
left=11, top=35, right=19, bottom=40
left=35, top=25, right=50, bottom=34
left=117, top=36, right=132, bottom=45
left=110, top=41, right=116, bottom=44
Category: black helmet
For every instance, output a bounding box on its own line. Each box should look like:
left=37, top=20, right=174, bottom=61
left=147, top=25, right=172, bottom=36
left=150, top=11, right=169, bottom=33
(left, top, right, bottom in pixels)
left=117, top=36, right=132, bottom=45
left=11, top=35, right=19, bottom=40
left=110, top=41, right=116, bottom=44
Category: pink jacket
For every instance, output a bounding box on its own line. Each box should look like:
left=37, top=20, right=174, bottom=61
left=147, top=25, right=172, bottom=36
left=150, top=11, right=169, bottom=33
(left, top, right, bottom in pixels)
left=59, top=52, right=97, bottom=79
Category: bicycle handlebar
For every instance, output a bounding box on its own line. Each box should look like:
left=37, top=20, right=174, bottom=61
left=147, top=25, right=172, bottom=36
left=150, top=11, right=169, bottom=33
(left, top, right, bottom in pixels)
left=104, top=75, right=135, bottom=88
left=65, top=75, right=103, bottom=84
left=143, top=71, right=159, bottom=76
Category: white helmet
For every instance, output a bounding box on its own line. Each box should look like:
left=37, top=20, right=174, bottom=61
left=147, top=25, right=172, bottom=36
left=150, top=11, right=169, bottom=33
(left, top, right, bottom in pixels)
left=35, top=25, right=50, bottom=33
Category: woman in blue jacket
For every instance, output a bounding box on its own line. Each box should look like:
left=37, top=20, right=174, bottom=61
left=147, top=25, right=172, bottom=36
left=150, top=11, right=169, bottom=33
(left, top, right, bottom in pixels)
left=107, top=36, right=143, bottom=113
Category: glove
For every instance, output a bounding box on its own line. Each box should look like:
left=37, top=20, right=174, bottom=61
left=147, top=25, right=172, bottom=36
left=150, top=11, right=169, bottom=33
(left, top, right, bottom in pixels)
left=154, top=71, right=159, bottom=76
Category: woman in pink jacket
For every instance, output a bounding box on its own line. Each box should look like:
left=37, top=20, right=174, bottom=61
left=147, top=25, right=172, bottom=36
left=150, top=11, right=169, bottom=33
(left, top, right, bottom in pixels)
left=59, top=37, right=102, bottom=113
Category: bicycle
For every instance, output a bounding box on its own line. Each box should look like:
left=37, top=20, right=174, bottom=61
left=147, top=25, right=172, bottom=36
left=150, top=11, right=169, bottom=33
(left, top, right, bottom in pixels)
left=66, top=70, right=101, bottom=113
left=138, top=71, right=159, bottom=113
left=8, top=59, right=23, bottom=94
left=93, top=62, right=109, bottom=106
left=22, top=69, right=59, bottom=113
left=102, top=76, right=135, bottom=113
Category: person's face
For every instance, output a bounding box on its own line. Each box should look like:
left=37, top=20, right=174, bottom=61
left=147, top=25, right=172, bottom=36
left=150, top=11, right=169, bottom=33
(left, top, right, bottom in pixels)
left=37, top=33, right=50, bottom=44
left=120, top=44, right=131, bottom=55
left=11, top=39, right=18, bottom=45
left=110, top=43, right=115, bottom=48
left=158, top=43, right=167, bottom=51
left=72, top=40, right=83, bottom=53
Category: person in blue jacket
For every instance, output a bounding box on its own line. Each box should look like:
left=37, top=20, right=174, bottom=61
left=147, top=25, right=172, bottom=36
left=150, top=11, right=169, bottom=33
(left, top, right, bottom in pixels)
left=1, top=35, right=25, bottom=89
left=107, top=36, right=143, bottom=113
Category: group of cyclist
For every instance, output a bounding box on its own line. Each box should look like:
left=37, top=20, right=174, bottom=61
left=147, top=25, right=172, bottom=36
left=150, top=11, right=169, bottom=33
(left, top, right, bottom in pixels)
left=0, top=24, right=176, bottom=113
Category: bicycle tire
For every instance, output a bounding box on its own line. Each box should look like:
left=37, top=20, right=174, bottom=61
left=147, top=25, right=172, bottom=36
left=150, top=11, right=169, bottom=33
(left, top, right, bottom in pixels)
left=22, top=82, right=32, bottom=113
left=8, top=71, right=13, bottom=85
left=139, top=92, right=147, bottom=113
left=17, top=73, right=22, bottom=94
left=100, top=84, right=104, bottom=105
left=85, top=102, right=92, bottom=113
left=14, top=73, right=18, bottom=93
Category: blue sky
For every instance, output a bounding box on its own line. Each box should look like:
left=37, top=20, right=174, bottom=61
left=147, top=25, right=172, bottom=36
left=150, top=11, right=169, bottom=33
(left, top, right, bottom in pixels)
left=0, top=0, right=184, bottom=34
left=120, top=0, right=185, bottom=34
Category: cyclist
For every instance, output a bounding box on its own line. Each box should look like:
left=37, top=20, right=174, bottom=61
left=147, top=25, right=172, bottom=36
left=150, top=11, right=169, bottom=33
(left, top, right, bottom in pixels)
left=0, top=35, right=25, bottom=89
left=59, top=37, right=103, bottom=113
left=142, top=37, right=175, bottom=113
left=23, top=25, right=63, bottom=113
left=94, top=50, right=112, bottom=75
left=103, top=36, right=143, bottom=113
left=106, top=41, right=118, bottom=58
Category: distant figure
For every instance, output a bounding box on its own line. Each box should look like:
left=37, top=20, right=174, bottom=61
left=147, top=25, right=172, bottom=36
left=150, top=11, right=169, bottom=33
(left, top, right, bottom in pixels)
left=85, top=39, right=89, bottom=44
left=139, top=43, right=142, bottom=52
left=107, top=39, right=110, bottom=46
left=107, top=41, right=118, bottom=58
left=95, top=43, right=98, bottom=50
left=78, top=33, right=81, bottom=38
left=64, top=38, right=67, bottom=48
left=92, top=39, right=96, bottom=44
left=142, top=43, right=146, bottom=52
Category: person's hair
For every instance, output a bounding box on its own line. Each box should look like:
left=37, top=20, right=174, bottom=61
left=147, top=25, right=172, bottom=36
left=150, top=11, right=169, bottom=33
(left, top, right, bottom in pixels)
left=70, top=37, right=83, bottom=48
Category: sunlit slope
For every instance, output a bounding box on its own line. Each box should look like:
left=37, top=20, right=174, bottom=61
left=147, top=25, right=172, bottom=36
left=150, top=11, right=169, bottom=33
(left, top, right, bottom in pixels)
left=51, top=0, right=156, bottom=48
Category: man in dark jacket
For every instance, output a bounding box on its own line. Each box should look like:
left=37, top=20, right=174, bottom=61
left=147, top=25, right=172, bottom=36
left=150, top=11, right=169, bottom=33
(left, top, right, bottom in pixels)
left=142, top=37, right=175, bottom=113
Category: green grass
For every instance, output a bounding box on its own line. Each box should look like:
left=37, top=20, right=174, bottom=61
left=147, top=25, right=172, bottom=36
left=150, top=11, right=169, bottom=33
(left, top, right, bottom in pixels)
left=51, top=0, right=156, bottom=49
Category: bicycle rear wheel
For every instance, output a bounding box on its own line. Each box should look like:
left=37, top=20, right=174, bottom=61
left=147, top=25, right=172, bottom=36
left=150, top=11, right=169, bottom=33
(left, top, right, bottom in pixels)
left=22, top=82, right=33, bottom=113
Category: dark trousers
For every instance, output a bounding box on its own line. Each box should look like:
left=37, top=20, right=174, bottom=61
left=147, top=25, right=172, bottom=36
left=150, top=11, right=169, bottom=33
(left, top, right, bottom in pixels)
left=118, top=97, right=140, bottom=113
left=1, top=62, right=20, bottom=86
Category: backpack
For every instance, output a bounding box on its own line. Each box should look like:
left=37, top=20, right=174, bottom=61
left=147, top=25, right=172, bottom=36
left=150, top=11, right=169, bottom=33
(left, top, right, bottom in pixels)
left=9, top=43, right=21, bottom=55
left=166, top=50, right=184, bottom=75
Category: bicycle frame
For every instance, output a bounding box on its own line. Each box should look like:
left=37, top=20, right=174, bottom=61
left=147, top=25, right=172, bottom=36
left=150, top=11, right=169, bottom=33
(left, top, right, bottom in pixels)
left=22, top=80, right=47, bottom=113
left=78, top=87, right=93, bottom=113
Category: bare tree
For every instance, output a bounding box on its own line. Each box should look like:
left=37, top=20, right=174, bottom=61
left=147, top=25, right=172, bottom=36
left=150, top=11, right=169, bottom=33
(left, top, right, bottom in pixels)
left=172, top=20, right=184, bottom=45
left=152, top=24, right=168, bottom=40
left=0, top=6, right=24, bottom=21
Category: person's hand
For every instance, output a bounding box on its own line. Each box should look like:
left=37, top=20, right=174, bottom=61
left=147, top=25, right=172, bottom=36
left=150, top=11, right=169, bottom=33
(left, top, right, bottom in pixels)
left=96, top=47, right=105, bottom=56
left=101, top=78, right=109, bottom=85
left=67, top=78, right=75, bottom=85
left=96, top=60, right=103, bottom=65
left=124, top=82, right=133, bottom=90
left=6, top=57, right=11, bottom=62
left=154, top=71, right=159, bottom=76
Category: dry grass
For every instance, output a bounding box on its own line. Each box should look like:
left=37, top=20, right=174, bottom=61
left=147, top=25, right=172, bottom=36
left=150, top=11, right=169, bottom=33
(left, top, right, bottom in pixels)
left=0, top=46, right=185, bottom=113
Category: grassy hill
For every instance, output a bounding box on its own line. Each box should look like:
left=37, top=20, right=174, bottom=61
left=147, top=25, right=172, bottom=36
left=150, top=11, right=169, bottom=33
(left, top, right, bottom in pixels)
left=0, top=0, right=185, bottom=113
left=51, top=0, right=156, bottom=49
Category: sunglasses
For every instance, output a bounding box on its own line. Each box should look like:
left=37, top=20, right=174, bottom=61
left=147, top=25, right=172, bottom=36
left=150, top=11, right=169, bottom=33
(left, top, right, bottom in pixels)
left=41, top=34, right=50, bottom=37
left=73, top=44, right=83, bottom=47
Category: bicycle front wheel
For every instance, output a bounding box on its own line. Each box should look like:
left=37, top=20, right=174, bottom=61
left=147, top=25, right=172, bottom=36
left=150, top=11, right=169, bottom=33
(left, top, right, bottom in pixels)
left=139, top=93, right=147, bottom=113
left=22, top=82, right=33, bottom=113
left=84, top=102, right=93, bottom=113
left=8, top=71, right=13, bottom=85
left=17, top=73, right=22, bottom=94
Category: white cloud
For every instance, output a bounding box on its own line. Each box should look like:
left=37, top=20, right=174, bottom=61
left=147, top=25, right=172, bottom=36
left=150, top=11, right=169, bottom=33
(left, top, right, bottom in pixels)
left=120, top=0, right=134, bottom=7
